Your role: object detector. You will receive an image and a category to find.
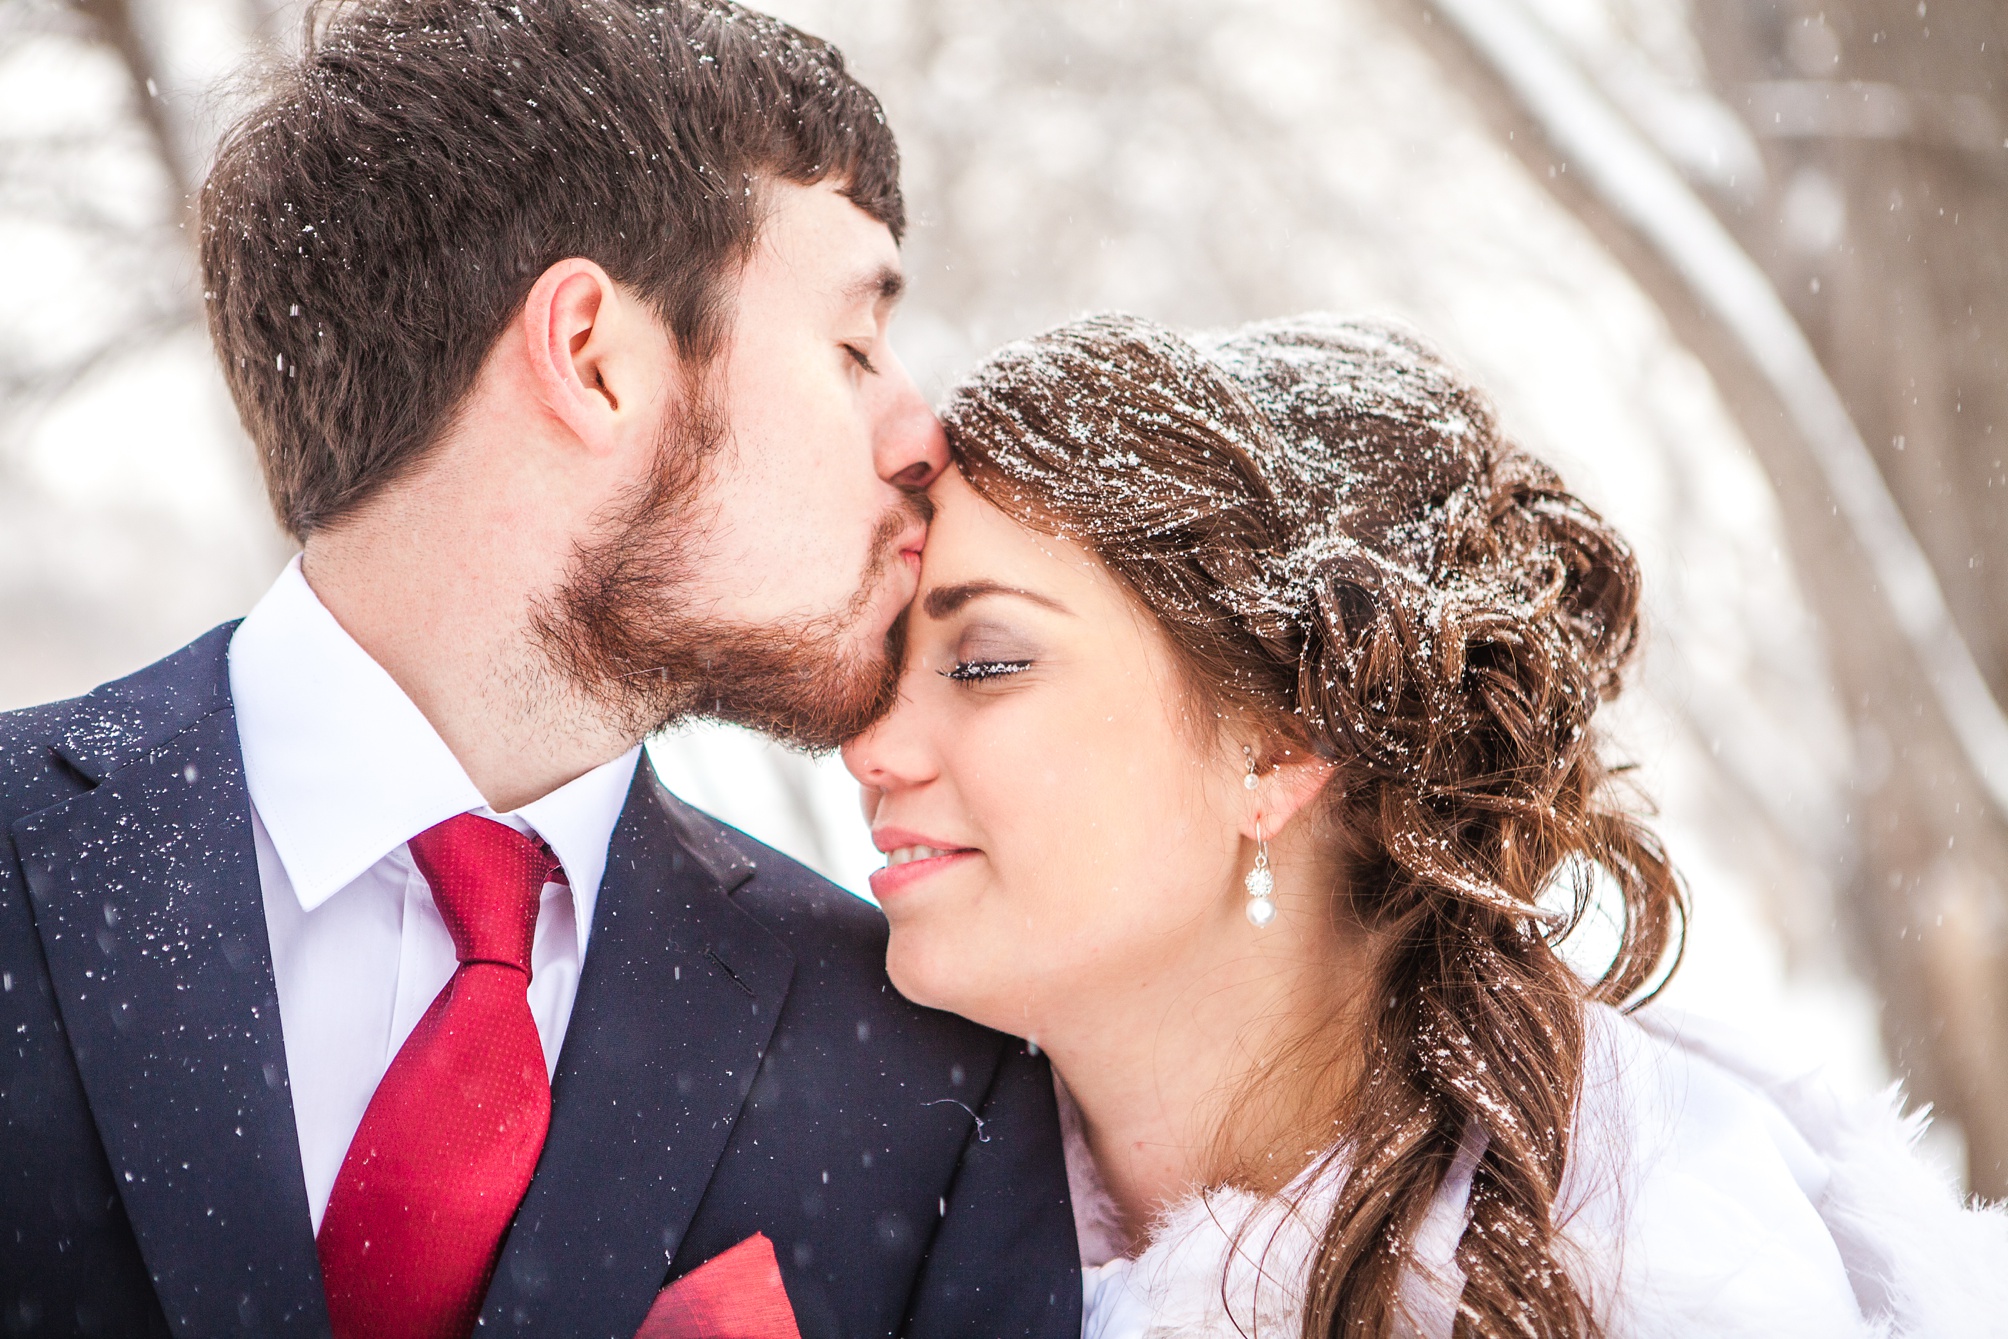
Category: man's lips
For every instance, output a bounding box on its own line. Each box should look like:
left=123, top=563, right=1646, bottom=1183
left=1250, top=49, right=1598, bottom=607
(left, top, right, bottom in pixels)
left=874, top=522, right=925, bottom=584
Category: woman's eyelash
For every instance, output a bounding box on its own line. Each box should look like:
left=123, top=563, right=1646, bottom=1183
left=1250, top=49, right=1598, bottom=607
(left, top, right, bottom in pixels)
left=843, top=343, right=878, bottom=374
left=943, top=659, right=1031, bottom=683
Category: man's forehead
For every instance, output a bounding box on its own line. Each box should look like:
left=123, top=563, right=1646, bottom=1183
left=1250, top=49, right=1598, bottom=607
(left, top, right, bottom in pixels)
left=756, top=178, right=901, bottom=285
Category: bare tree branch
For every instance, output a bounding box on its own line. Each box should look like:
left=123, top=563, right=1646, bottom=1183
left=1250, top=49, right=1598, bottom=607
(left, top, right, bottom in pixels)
left=65, top=0, right=192, bottom=208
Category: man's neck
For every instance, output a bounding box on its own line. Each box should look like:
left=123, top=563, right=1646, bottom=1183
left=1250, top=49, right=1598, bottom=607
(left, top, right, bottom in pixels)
left=301, top=520, right=636, bottom=815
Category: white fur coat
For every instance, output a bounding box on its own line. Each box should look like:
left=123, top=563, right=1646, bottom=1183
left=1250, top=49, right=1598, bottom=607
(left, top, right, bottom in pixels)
left=1074, top=1006, right=2008, bottom=1338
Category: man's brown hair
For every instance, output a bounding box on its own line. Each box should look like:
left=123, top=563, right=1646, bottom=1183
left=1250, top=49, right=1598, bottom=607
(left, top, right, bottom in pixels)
left=201, top=0, right=903, bottom=539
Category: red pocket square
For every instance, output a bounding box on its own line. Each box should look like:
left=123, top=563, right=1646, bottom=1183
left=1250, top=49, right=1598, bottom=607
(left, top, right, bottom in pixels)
left=634, top=1232, right=803, bottom=1339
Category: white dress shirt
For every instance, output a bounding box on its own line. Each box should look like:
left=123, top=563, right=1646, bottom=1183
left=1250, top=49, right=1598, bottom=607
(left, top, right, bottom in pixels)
left=230, top=557, right=640, bottom=1232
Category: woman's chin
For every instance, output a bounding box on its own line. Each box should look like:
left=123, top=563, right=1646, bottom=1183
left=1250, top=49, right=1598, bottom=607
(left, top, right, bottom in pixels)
left=886, top=940, right=1009, bottom=1031
left=885, top=941, right=956, bottom=1012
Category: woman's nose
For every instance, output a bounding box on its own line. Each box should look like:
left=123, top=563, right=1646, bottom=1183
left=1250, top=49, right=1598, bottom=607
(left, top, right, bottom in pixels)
left=841, top=708, right=932, bottom=793
left=840, top=724, right=896, bottom=790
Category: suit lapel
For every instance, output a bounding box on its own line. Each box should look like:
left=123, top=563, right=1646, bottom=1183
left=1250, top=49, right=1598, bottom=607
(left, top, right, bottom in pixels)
left=481, top=767, right=795, bottom=1337
left=14, top=686, right=327, bottom=1333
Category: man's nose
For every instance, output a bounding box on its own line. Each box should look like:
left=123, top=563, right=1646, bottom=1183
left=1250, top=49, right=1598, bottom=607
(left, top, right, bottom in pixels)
left=875, top=352, right=949, bottom=490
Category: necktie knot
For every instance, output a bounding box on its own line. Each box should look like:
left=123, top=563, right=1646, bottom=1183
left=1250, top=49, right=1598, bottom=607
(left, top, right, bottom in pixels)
left=406, top=813, right=557, bottom=973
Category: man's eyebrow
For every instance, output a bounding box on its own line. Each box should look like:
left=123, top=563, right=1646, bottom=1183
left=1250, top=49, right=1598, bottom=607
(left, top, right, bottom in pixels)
left=923, top=581, right=1071, bottom=620
left=844, top=264, right=905, bottom=307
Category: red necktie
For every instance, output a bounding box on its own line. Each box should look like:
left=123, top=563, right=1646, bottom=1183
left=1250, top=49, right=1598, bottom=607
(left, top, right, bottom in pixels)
left=316, top=813, right=560, bottom=1339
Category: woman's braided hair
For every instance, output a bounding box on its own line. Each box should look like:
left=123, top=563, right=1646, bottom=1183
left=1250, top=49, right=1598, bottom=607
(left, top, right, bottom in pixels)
left=941, top=313, right=1685, bottom=1338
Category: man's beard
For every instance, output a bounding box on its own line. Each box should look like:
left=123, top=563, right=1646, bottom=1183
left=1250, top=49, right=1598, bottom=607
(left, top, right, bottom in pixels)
left=530, top=403, right=928, bottom=752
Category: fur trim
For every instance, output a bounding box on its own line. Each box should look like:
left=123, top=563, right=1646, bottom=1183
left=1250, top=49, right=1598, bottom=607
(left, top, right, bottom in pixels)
left=1637, top=1011, right=2008, bottom=1339
left=1083, top=1139, right=1475, bottom=1339
left=1089, top=1180, right=1331, bottom=1339
left=1081, top=1009, right=2008, bottom=1338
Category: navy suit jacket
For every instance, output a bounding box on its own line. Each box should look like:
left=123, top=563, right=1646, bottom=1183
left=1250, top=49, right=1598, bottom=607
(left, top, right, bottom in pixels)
left=0, top=627, right=1080, bottom=1338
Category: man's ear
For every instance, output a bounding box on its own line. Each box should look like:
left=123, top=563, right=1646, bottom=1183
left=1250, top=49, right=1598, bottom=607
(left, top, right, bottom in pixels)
left=520, top=258, right=671, bottom=454
left=1241, top=744, right=1337, bottom=841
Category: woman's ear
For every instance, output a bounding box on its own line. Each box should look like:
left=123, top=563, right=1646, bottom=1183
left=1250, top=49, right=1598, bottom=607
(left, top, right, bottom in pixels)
left=1241, top=744, right=1337, bottom=841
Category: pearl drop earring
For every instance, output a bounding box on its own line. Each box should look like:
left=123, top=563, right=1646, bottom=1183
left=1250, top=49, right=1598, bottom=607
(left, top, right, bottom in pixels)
left=1245, top=817, right=1276, bottom=927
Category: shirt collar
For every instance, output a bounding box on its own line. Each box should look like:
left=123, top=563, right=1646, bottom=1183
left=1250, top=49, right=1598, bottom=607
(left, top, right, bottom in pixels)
left=228, top=557, right=639, bottom=946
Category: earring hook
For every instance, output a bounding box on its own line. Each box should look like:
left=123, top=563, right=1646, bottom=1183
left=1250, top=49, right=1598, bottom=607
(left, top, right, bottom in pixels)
left=1244, top=815, right=1276, bottom=927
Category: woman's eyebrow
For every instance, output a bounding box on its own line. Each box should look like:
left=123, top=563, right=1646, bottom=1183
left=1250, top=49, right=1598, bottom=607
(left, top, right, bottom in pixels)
left=923, top=580, right=1072, bottom=620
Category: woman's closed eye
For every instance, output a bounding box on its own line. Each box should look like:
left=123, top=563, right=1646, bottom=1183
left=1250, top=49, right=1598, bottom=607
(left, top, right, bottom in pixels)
left=930, top=610, right=1050, bottom=687
left=944, top=658, right=1031, bottom=683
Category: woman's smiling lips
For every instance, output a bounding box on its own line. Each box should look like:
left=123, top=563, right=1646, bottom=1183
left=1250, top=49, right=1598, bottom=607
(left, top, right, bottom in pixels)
left=868, top=826, right=977, bottom=900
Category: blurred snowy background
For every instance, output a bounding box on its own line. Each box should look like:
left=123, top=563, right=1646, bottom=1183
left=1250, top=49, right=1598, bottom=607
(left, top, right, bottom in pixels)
left=4, top=0, right=2005, bottom=1192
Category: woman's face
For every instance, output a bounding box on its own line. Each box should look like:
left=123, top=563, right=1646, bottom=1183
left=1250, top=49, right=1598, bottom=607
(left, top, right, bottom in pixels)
left=842, top=468, right=1253, bottom=1041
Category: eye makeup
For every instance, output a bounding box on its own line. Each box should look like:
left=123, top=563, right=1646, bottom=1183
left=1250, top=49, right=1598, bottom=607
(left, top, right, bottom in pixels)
left=944, top=659, right=1032, bottom=683
left=939, top=619, right=1041, bottom=687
